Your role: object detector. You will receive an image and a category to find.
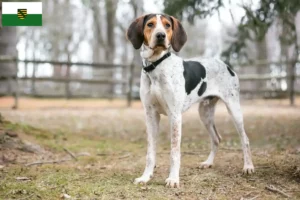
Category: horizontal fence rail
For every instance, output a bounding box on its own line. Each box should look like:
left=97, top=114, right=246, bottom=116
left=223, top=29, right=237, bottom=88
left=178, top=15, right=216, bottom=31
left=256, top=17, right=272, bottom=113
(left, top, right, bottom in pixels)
left=0, top=56, right=128, bottom=68
left=19, top=77, right=128, bottom=85
left=239, top=74, right=300, bottom=81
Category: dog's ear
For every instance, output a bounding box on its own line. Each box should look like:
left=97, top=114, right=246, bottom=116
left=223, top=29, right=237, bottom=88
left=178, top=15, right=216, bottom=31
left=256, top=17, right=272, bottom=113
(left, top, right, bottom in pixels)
left=170, top=16, right=187, bottom=52
left=126, top=15, right=147, bottom=49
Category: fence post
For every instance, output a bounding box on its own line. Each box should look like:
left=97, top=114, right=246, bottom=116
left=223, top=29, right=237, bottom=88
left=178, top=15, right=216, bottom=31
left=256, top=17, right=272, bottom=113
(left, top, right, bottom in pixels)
left=12, top=58, right=19, bottom=109
left=12, top=76, right=19, bottom=109
left=288, top=61, right=296, bottom=106
left=31, top=63, right=36, bottom=95
left=127, top=63, right=134, bottom=107
left=65, top=65, right=71, bottom=99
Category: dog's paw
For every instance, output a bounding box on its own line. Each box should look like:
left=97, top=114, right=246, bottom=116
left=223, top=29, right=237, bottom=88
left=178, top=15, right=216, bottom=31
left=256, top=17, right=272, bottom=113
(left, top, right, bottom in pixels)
left=199, top=161, right=213, bottom=169
left=134, top=176, right=151, bottom=185
left=243, top=165, right=255, bottom=174
left=165, top=177, right=180, bottom=188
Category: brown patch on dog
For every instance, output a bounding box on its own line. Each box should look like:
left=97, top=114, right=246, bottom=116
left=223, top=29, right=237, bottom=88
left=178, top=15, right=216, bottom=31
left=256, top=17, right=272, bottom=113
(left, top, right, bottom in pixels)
left=143, top=16, right=157, bottom=46
left=144, top=15, right=173, bottom=56
left=161, top=16, right=173, bottom=44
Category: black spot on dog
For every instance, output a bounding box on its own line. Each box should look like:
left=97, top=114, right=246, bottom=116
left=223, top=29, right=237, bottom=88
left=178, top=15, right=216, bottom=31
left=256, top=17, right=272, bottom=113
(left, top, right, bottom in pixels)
left=227, top=66, right=235, bottom=76
left=183, top=61, right=206, bottom=95
left=198, top=82, right=207, bottom=96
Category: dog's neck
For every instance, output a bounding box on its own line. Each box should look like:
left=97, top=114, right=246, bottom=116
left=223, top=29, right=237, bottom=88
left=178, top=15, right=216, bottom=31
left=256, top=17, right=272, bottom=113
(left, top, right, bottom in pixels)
left=140, top=44, right=170, bottom=63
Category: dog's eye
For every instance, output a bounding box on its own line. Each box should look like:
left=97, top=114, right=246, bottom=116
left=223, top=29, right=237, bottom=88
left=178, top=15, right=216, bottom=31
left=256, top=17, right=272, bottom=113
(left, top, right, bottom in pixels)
left=147, top=23, right=153, bottom=28
left=165, top=23, right=171, bottom=28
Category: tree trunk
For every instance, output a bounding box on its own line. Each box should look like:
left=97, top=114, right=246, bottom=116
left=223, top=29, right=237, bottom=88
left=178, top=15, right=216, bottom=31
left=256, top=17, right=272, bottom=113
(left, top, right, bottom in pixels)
left=131, top=0, right=143, bottom=67
left=289, top=12, right=300, bottom=106
left=127, top=0, right=144, bottom=106
left=255, top=38, right=268, bottom=92
left=280, top=14, right=299, bottom=106
left=64, top=36, right=72, bottom=99
left=91, top=0, right=103, bottom=63
left=31, top=42, right=37, bottom=95
left=105, top=0, right=117, bottom=98
left=0, top=3, right=18, bottom=108
left=105, top=0, right=117, bottom=63
left=52, top=0, right=63, bottom=78
left=91, top=0, right=105, bottom=80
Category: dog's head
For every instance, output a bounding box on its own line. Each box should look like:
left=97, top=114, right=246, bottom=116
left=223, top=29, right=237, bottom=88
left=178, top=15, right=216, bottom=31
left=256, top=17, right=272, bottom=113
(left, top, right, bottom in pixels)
left=126, top=14, right=187, bottom=53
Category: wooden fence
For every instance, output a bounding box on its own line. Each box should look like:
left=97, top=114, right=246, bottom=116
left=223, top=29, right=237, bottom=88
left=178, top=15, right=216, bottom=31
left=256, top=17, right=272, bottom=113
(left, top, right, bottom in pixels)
left=0, top=56, right=135, bottom=108
left=0, top=56, right=299, bottom=109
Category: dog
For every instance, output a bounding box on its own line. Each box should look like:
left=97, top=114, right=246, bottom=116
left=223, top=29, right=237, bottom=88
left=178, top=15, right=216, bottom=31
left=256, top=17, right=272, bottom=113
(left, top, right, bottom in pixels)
left=126, top=14, right=254, bottom=188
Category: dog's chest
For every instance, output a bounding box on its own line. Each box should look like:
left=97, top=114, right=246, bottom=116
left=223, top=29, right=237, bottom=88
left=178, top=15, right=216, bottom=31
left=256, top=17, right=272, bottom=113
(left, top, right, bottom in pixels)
left=149, top=82, right=167, bottom=115
left=147, top=72, right=170, bottom=115
left=146, top=62, right=185, bottom=115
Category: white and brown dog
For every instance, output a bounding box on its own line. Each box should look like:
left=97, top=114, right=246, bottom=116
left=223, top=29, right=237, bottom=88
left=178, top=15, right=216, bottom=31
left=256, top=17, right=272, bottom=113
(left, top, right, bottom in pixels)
left=127, top=14, right=254, bottom=188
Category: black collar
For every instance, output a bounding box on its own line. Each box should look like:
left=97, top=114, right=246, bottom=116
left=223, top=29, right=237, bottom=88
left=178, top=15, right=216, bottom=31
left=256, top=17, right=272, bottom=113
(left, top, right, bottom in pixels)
left=143, top=52, right=171, bottom=73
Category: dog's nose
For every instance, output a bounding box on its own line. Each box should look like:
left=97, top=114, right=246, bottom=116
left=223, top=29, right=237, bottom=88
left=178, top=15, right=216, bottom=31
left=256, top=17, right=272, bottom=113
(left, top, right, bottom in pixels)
left=156, top=32, right=166, bottom=41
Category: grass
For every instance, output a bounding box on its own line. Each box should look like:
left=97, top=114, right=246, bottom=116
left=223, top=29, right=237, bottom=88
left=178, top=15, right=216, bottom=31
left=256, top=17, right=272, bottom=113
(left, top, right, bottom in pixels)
left=0, top=98, right=300, bottom=199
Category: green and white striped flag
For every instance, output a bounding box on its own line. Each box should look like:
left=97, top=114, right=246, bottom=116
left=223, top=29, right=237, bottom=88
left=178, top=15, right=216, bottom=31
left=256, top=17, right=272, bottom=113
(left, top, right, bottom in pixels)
left=2, top=1, right=42, bottom=26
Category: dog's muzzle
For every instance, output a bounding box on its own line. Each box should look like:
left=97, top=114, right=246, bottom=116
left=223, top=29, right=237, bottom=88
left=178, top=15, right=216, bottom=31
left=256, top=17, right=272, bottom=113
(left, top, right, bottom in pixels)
left=155, top=32, right=166, bottom=46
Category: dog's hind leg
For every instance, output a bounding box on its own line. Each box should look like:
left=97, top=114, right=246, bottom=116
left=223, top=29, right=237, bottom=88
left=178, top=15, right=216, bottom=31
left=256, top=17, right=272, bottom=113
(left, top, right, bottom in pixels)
left=224, top=97, right=254, bottom=174
left=199, top=97, right=221, bottom=168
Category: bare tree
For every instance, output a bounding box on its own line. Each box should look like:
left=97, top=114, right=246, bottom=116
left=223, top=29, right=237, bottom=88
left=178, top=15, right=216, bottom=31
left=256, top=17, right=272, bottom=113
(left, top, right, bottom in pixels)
left=90, top=0, right=117, bottom=63
left=105, top=0, right=117, bottom=63
left=255, top=38, right=268, bottom=90
left=0, top=3, right=18, bottom=108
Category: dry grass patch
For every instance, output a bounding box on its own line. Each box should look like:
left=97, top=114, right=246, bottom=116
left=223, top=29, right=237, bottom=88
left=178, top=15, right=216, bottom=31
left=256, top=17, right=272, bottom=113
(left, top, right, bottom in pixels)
left=0, top=98, right=300, bottom=199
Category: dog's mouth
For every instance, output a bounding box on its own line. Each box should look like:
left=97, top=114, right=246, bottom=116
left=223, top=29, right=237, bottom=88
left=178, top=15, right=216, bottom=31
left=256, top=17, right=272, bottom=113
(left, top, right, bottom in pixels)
left=153, top=43, right=168, bottom=50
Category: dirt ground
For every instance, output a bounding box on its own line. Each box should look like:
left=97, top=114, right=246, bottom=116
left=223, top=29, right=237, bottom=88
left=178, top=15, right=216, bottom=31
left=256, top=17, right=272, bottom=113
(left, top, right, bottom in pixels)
left=0, top=97, right=299, bottom=200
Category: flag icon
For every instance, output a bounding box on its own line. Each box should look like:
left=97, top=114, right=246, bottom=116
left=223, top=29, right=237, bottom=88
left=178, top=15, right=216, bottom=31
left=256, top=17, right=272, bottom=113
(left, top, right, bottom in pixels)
left=17, top=9, right=27, bottom=20
left=2, top=2, right=42, bottom=26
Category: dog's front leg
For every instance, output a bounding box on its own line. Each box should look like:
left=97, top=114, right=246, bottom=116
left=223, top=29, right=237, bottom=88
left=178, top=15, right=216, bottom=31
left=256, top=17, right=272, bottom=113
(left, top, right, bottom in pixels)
left=165, top=114, right=182, bottom=188
left=134, top=108, right=160, bottom=185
